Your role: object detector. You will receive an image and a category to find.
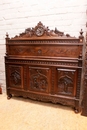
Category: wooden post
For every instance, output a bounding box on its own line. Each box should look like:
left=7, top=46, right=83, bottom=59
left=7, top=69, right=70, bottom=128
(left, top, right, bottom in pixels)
left=81, top=10, right=87, bottom=116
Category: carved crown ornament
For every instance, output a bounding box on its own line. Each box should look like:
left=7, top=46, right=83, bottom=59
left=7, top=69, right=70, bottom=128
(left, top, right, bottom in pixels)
left=6, top=21, right=84, bottom=40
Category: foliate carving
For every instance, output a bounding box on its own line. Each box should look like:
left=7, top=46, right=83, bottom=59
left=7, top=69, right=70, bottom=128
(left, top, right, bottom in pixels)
left=58, top=75, right=73, bottom=94
left=11, top=21, right=75, bottom=39
left=9, top=45, right=81, bottom=58
left=10, top=89, right=75, bottom=107
left=9, top=66, right=22, bottom=87
left=29, top=67, right=49, bottom=92
left=11, top=70, right=21, bottom=85
left=35, top=25, right=44, bottom=36
left=57, top=69, right=76, bottom=95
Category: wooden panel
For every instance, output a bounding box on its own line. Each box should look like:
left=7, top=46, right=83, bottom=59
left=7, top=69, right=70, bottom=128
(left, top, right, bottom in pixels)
left=8, top=45, right=82, bottom=58
left=7, top=65, right=23, bottom=89
left=55, top=68, right=77, bottom=96
left=5, top=22, right=84, bottom=114
left=28, top=66, right=51, bottom=93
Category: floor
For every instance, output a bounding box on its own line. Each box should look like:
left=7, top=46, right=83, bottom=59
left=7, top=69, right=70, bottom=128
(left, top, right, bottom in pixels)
left=0, top=94, right=87, bottom=130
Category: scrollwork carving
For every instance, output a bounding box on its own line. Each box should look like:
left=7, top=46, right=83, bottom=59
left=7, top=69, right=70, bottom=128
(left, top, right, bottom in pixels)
left=10, top=69, right=21, bottom=85
left=58, top=75, right=73, bottom=94
left=9, top=66, right=22, bottom=87
left=57, top=69, right=76, bottom=96
left=29, top=68, right=48, bottom=92
left=10, top=21, right=78, bottom=39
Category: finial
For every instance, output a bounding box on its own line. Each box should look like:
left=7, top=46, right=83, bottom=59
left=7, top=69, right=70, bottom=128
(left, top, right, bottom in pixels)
left=79, top=29, right=84, bottom=42
left=80, top=29, right=83, bottom=36
left=6, top=32, right=9, bottom=38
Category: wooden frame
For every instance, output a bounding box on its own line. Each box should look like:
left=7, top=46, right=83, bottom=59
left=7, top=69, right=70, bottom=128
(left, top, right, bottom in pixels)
left=5, top=22, right=85, bottom=114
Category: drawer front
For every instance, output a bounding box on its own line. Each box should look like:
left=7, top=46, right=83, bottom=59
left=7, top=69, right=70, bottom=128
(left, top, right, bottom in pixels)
left=8, top=45, right=82, bottom=58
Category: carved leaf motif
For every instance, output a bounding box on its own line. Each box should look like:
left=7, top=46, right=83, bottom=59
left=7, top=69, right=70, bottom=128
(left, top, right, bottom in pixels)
left=57, top=69, right=76, bottom=96
left=30, top=69, right=48, bottom=92
left=58, top=75, right=73, bottom=94
left=9, top=66, right=22, bottom=87
left=10, top=70, right=21, bottom=85
left=11, top=21, right=67, bottom=39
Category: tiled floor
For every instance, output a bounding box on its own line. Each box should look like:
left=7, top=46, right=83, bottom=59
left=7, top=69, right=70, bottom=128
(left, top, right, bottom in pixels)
left=0, top=94, right=87, bottom=130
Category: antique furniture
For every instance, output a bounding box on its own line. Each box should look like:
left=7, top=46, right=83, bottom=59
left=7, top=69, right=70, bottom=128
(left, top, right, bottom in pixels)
left=81, top=10, right=87, bottom=116
left=5, top=22, right=84, bottom=113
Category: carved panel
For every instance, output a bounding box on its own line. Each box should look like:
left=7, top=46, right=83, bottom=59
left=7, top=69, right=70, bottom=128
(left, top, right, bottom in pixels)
left=11, top=21, right=65, bottom=38
left=56, top=68, right=77, bottom=96
left=8, top=65, right=23, bottom=89
left=28, top=66, right=51, bottom=93
left=9, top=45, right=81, bottom=58
left=8, top=22, right=83, bottom=40
left=5, top=21, right=84, bottom=114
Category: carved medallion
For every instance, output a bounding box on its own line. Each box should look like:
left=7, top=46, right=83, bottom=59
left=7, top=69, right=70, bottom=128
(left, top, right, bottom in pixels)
left=35, top=27, right=44, bottom=36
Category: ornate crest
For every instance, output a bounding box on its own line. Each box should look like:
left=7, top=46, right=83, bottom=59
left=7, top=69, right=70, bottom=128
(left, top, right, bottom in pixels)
left=6, top=21, right=84, bottom=41
left=11, top=21, right=65, bottom=39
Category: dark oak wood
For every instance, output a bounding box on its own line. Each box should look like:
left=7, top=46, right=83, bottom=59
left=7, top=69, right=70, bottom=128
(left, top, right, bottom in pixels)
left=5, top=22, right=84, bottom=113
left=81, top=11, right=87, bottom=116
left=0, top=87, right=2, bottom=94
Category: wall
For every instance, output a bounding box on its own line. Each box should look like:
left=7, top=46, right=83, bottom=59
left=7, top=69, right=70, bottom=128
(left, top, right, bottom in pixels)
left=0, top=0, right=87, bottom=92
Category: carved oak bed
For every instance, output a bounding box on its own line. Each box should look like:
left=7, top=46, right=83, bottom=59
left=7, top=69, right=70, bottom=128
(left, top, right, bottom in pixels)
left=5, top=22, right=84, bottom=113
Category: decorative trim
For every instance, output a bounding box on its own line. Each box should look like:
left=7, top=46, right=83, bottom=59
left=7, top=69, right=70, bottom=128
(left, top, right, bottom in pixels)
left=51, top=68, right=55, bottom=94
left=8, top=39, right=79, bottom=44
left=76, top=69, right=81, bottom=99
left=9, top=89, right=75, bottom=107
left=24, top=66, right=27, bottom=90
left=5, top=58, right=79, bottom=67
left=5, top=22, right=83, bottom=40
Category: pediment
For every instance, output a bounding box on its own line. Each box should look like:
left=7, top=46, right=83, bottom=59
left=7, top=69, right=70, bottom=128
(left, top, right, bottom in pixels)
left=8, top=21, right=74, bottom=39
left=6, top=21, right=84, bottom=41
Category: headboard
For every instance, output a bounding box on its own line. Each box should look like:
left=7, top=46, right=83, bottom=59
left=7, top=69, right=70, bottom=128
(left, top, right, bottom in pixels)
left=5, top=22, right=85, bottom=114
left=6, top=21, right=84, bottom=59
